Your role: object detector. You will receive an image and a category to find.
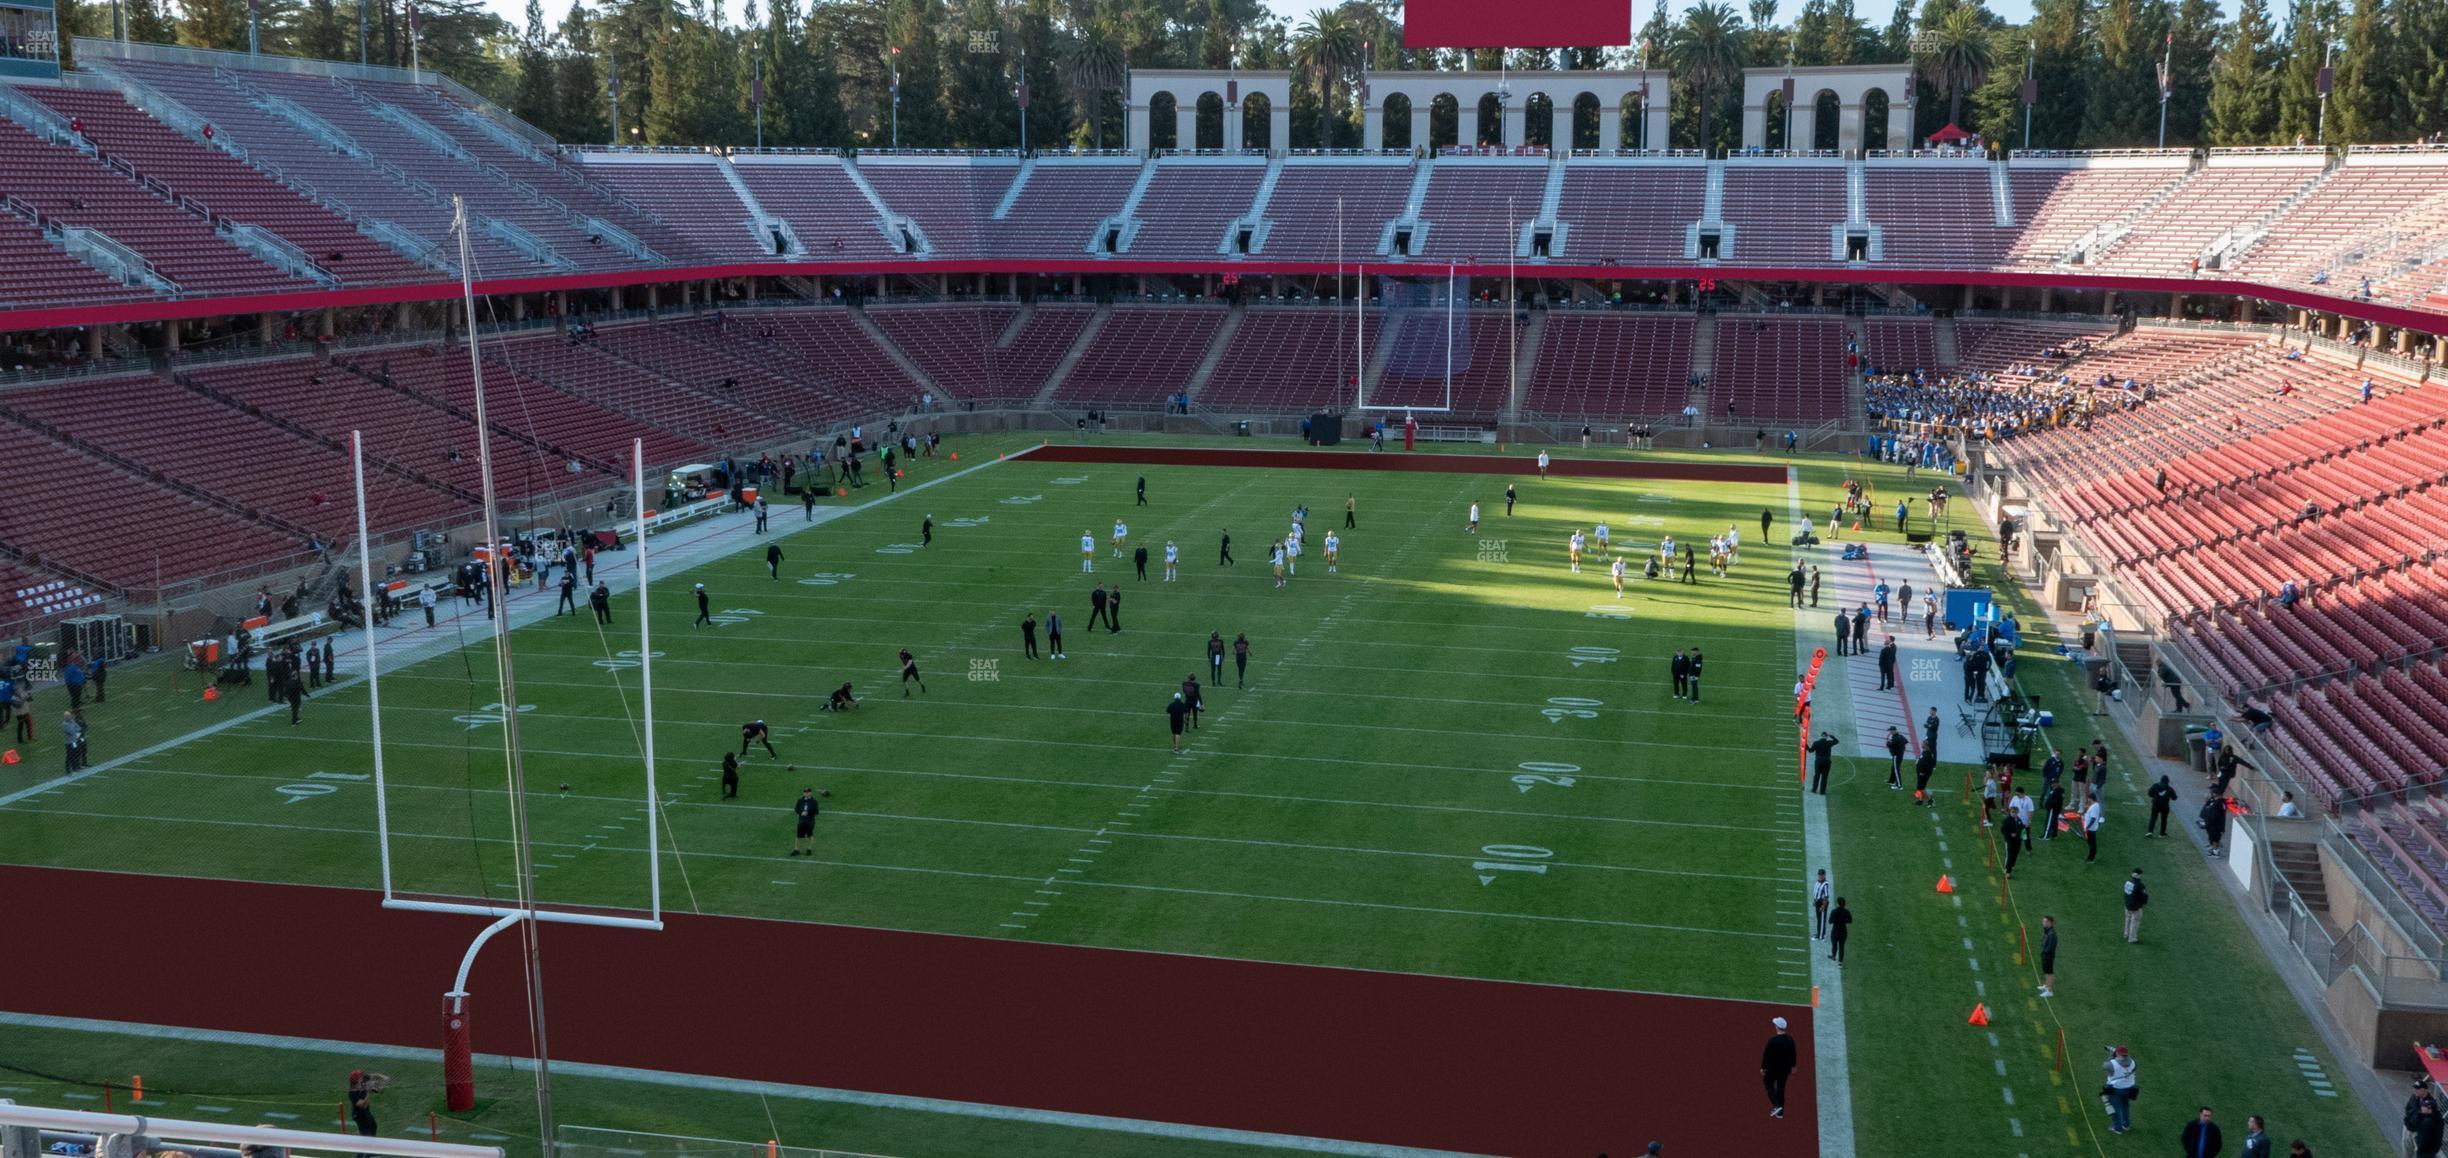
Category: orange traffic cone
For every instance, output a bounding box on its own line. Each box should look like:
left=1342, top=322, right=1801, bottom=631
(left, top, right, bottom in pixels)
left=1935, top=874, right=1955, bottom=894
left=0, top=749, right=17, bottom=765
left=202, top=686, right=219, bottom=702
left=1967, top=1003, right=1990, bottom=1026
left=950, top=452, right=959, bottom=462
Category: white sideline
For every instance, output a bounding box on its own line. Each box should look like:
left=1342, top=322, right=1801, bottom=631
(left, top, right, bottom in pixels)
left=0, top=1011, right=1492, bottom=1158
left=1789, top=467, right=1858, bottom=1158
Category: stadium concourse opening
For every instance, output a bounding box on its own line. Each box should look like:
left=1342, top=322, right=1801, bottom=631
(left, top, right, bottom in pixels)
left=1, top=16, right=2445, bottom=1158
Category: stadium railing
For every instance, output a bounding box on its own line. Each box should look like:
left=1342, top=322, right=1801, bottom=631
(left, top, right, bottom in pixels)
left=0, top=1100, right=499, bottom=1158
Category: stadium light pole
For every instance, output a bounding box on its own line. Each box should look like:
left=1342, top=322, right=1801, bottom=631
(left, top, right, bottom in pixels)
left=2155, top=30, right=2173, bottom=149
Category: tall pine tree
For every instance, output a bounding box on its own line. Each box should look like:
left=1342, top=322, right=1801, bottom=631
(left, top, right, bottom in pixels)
left=2326, top=0, right=2384, bottom=142
left=556, top=4, right=611, bottom=143
left=2272, top=0, right=2336, bottom=143
left=513, top=0, right=558, bottom=132
left=2205, top=0, right=2280, bottom=143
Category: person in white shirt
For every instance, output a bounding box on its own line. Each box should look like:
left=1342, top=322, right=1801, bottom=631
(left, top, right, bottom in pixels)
left=1725, top=524, right=1741, bottom=565
left=1594, top=521, right=1610, bottom=556
left=1568, top=530, right=1584, bottom=573
left=1081, top=531, right=1095, bottom=573
left=1611, top=555, right=1627, bottom=598
left=1111, top=520, right=1128, bottom=557
left=1162, top=541, right=1179, bottom=581
left=1323, top=532, right=1340, bottom=573
left=1286, top=533, right=1301, bottom=576
left=2276, top=792, right=2302, bottom=818
left=1536, top=450, right=1550, bottom=479
left=1467, top=502, right=1480, bottom=533
left=1270, top=542, right=1287, bottom=588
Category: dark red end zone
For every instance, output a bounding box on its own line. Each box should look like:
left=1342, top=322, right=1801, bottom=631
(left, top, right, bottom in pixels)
left=1017, top=443, right=1792, bottom=485
left=3, top=867, right=1818, bottom=1157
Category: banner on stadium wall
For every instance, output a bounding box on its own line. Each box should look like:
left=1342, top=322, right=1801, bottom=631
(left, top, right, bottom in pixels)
left=1403, top=0, right=1630, bottom=48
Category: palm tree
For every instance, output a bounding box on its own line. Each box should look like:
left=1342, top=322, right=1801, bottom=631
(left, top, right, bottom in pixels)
left=1917, top=5, right=1994, bottom=130
left=1668, top=1, right=1748, bottom=150
left=1292, top=6, right=1362, bottom=146
left=1063, top=26, right=1124, bottom=148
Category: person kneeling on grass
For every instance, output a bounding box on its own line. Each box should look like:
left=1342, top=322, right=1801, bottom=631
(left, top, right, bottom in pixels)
left=823, top=682, right=858, bottom=712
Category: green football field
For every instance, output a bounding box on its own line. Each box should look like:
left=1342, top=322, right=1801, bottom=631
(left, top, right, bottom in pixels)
left=1, top=448, right=1804, bottom=999
left=0, top=437, right=2397, bottom=1158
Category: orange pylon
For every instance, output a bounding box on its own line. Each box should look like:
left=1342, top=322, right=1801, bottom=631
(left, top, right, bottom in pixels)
left=1967, top=1003, right=1990, bottom=1026
left=1935, top=874, right=1955, bottom=894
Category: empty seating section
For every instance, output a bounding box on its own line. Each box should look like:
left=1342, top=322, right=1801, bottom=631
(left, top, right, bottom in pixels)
left=0, top=372, right=465, bottom=541
left=0, top=118, right=305, bottom=295
left=233, top=69, right=637, bottom=272
left=1257, top=162, right=1412, bottom=260
left=1052, top=307, right=1225, bottom=404
left=1866, top=167, right=2012, bottom=267
left=180, top=355, right=545, bottom=504
left=588, top=159, right=770, bottom=260
left=1862, top=319, right=1939, bottom=373
left=750, top=309, right=924, bottom=411
left=867, top=305, right=1020, bottom=400
left=1522, top=312, right=1693, bottom=419
left=2229, top=162, right=2448, bottom=283
left=585, top=316, right=864, bottom=431
left=368, top=79, right=695, bottom=261
left=0, top=213, right=150, bottom=308
left=103, top=58, right=543, bottom=276
left=2005, top=164, right=2187, bottom=264
left=1414, top=164, right=1545, bottom=261
left=486, top=330, right=788, bottom=449
left=1128, top=162, right=1263, bottom=259
left=997, top=162, right=1137, bottom=258
left=1708, top=317, right=1847, bottom=423
left=991, top=305, right=1096, bottom=400
left=2090, top=163, right=2322, bottom=274
left=5, top=62, right=2448, bottom=322
left=0, top=416, right=306, bottom=591
left=1372, top=307, right=1512, bottom=418
left=0, top=563, right=102, bottom=622
left=730, top=158, right=899, bottom=259
left=1721, top=165, right=1842, bottom=264
left=27, top=85, right=434, bottom=285
left=1952, top=319, right=2113, bottom=374
left=1555, top=165, right=1704, bottom=263
left=339, top=344, right=708, bottom=470
left=860, top=162, right=1011, bottom=259
left=1198, top=308, right=1366, bottom=413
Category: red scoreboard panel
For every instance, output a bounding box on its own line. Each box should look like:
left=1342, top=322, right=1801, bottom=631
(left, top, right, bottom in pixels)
left=1402, top=0, right=1631, bottom=48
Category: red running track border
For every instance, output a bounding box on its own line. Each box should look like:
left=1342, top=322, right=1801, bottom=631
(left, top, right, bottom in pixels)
left=0, top=866, right=1817, bottom=1157
left=1017, top=443, right=1792, bottom=484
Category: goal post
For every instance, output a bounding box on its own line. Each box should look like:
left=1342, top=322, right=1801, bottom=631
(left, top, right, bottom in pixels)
left=1353, top=268, right=1469, bottom=415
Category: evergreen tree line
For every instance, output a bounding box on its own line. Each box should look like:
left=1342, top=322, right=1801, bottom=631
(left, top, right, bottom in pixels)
left=58, top=0, right=2447, bottom=151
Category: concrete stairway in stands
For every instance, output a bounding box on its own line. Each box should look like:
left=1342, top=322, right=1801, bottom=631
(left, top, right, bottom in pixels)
left=1507, top=309, right=1545, bottom=420
left=852, top=309, right=949, bottom=403
left=1033, top=306, right=1108, bottom=406
left=1934, top=317, right=1961, bottom=370
left=1182, top=303, right=1245, bottom=406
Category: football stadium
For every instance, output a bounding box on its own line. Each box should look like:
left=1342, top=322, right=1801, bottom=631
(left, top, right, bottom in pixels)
left=0, top=0, right=2444, bottom=1153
